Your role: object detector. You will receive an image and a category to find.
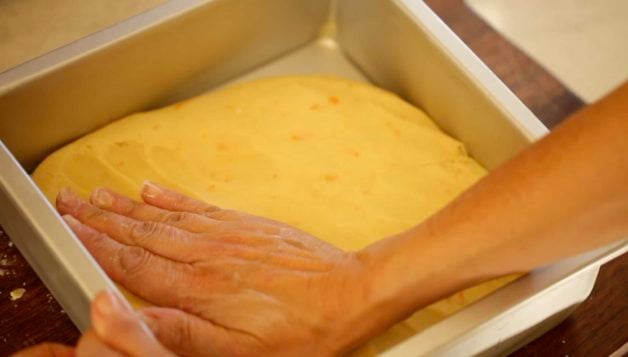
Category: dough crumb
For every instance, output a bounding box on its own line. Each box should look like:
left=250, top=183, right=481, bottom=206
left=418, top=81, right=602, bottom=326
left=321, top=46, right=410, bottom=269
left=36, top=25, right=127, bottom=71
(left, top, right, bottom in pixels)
left=10, top=288, right=26, bottom=301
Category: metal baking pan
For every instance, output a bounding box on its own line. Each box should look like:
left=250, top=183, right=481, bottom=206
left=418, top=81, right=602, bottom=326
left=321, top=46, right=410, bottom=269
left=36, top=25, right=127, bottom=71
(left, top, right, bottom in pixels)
left=0, top=0, right=626, bottom=355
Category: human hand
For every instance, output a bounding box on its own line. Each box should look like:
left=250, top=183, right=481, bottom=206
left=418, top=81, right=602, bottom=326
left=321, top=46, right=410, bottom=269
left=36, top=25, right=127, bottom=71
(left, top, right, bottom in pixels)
left=12, top=343, right=73, bottom=357
left=56, top=182, right=395, bottom=356
left=13, top=291, right=172, bottom=357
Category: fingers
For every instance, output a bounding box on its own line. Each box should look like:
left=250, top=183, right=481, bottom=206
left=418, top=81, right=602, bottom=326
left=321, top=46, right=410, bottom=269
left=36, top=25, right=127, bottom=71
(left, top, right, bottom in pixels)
left=57, top=188, right=198, bottom=262
left=140, top=307, right=260, bottom=356
left=63, top=215, right=196, bottom=308
left=90, top=188, right=222, bottom=234
left=76, top=331, right=123, bottom=357
left=89, top=291, right=173, bottom=357
left=92, top=187, right=293, bottom=241
left=140, top=181, right=305, bottom=233
left=141, top=181, right=238, bottom=221
left=12, top=343, right=74, bottom=357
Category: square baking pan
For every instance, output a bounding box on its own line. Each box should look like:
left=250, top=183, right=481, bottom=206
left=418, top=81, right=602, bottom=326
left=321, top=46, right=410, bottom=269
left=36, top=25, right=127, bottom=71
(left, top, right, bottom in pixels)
left=0, top=0, right=626, bottom=355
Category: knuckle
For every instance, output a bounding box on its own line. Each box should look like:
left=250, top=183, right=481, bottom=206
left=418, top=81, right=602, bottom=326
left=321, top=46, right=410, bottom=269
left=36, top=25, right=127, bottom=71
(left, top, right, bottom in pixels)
left=81, top=206, right=106, bottom=222
left=124, top=200, right=142, bottom=216
left=92, top=231, right=111, bottom=244
left=172, top=313, right=195, bottom=347
left=117, top=246, right=152, bottom=280
left=163, top=211, right=188, bottom=224
left=130, top=221, right=163, bottom=242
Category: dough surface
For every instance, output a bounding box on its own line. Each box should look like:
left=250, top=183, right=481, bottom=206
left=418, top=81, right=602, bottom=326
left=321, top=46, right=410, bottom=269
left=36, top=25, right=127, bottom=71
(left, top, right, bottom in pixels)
left=33, top=75, right=516, bottom=354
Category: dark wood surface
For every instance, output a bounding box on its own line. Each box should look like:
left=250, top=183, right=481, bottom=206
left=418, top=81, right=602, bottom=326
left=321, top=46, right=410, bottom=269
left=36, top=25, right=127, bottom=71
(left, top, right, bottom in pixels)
left=1, top=1, right=626, bottom=355
left=0, top=227, right=80, bottom=354
left=424, top=0, right=585, bottom=128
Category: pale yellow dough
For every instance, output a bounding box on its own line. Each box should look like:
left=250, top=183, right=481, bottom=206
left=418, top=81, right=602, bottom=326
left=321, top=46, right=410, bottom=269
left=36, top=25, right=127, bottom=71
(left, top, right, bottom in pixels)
left=33, top=76, right=516, bottom=354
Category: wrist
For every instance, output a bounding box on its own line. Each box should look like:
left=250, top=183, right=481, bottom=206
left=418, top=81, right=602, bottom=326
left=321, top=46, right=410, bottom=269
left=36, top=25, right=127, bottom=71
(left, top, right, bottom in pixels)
left=333, top=223, right=484, bottom=351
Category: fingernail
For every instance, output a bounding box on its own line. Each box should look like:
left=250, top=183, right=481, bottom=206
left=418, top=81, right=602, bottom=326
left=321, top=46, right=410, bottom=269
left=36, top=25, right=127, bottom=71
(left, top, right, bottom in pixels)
left=142, top=180, right=162, bottom=198
left=62, top=214, right=79, bottom=226
left=92, top=291, right=128, bottom=338
left=57, top=187, right=80, bottom=210
left=92, top=188, right=114, bottom=208
left=95, top=291, right=129, bottom=318
left=97, top=292, right=121, bottom=318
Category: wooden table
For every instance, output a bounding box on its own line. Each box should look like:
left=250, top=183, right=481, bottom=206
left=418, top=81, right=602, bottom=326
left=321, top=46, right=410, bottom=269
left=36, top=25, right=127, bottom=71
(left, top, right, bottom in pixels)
left=1, top=0, right=626, bottom=355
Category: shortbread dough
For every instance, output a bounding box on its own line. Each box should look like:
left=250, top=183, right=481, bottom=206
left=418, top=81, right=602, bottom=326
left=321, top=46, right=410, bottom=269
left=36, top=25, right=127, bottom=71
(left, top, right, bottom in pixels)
left=33, top=76, right=517, bottom=354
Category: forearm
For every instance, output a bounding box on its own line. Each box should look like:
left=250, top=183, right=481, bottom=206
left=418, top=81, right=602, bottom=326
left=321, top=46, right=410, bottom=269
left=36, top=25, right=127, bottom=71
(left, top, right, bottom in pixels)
left=359, top=83, right=628, bottom=333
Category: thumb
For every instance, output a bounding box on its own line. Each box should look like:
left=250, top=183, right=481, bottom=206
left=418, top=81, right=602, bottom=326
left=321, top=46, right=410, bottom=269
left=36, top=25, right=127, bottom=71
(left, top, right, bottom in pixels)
left=91, top=291, right=172, bottom=356
left=139, top=307, right=260, bottom=356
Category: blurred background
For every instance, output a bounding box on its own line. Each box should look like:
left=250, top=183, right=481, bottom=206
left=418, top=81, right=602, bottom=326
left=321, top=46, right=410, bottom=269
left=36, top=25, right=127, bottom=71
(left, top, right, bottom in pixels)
left=0, top=0, right=165, bottom=72
left=2, top=0, right=627, bottom=103
left=467, top=0, right=628, bottom=103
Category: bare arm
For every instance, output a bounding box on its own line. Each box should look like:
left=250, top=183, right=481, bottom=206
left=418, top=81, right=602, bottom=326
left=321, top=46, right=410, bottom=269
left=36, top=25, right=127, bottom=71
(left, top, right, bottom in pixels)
left=357, top=82, right=628, bottom=344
